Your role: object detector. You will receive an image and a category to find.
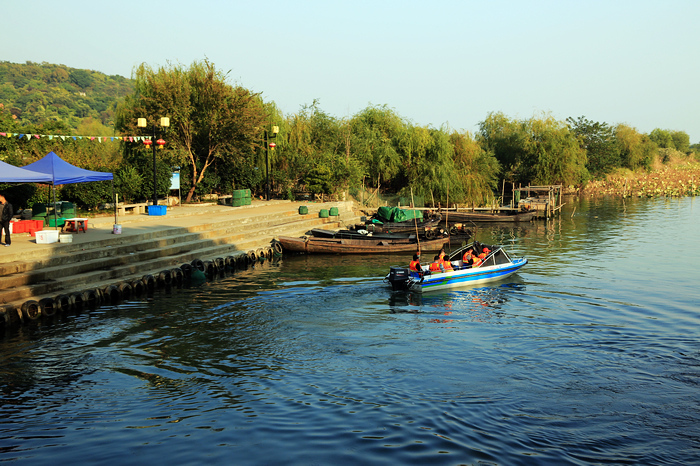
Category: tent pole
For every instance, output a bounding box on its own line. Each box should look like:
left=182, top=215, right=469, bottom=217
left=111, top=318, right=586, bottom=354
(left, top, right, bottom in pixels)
left=112, top=180, right=117, bottom=225
left=52, top=184, right=58, bottom=231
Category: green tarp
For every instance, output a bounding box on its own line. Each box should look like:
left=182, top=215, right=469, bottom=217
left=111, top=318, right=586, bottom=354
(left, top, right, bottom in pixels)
left=375, top=206, right=424, bottom=223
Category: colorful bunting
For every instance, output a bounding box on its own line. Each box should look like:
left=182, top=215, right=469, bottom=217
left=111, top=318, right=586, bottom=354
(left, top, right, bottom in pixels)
left=0, top=132, right=153, bottom=142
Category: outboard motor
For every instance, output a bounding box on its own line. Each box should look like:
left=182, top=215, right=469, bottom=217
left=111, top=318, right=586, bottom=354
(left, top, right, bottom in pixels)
left=387, top=266, right=410, bottom=291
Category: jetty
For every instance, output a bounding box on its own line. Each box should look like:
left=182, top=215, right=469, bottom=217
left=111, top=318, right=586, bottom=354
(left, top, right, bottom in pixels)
left=0, top=200, right=359, bottom=329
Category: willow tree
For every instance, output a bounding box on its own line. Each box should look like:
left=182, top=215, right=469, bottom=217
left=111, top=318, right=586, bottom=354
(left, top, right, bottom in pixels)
left=450, top=131, right=501, bottom=205
left=349, top=105, right=405, bottom=191
left=115, top=59, right=267, bottom=202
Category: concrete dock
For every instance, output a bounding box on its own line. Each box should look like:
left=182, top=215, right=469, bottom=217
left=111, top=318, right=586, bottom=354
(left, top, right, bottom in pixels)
left=0, top=199, right=360, bottom=328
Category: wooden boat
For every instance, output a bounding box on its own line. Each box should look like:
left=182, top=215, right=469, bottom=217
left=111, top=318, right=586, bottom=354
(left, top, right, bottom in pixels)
left=278, top=235, right=449, bottom=254
left=361, top=214, right=443, bottom=235
left=385, top=242, right=527, bottom=293
left=441, top=210, right=536, bottom=223
left=309, top=228, right=415, bottom=241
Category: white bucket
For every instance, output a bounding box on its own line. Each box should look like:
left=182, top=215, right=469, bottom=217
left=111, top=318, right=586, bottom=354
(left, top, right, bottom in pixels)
left=113, top=224, right=122, bottom=235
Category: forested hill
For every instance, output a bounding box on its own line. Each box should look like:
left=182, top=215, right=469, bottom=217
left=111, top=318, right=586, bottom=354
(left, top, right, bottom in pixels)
left=0, top=61, right=134, bottom=130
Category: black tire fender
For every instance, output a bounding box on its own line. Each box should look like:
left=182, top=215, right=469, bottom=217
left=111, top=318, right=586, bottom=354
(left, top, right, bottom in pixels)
left=38, top=297, right=56, bottom=317
left=55, top=294, right=72, bottom=313
left=118, top=282, right=133, bottom=300
left=21, top=300, right=41, bottom=320
left=191, top=259, right=205, bottom=272
left=142, top=274, right=156, bottom=291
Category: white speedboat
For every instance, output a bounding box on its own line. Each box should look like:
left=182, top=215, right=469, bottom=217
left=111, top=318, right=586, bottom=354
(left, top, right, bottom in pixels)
left=385, top=242, right=527, bottom=293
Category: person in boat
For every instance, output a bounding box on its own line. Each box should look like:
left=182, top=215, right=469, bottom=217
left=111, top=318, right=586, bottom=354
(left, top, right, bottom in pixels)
left=463, top=248, right=482, bottom=267
left=409, top=254, right=422, bottom=273
left=429, top=255, right=444, bottom=273
left=478, top=247, right=491, bottom=260
left=438, top=247, right=446, bottom=260
left=440, top=254, right=454, bottom=271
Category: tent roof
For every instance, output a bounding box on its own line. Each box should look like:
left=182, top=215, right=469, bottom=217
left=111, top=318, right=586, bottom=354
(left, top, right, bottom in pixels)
left=0, top=160, right=54, bottom=183
left=23, top=151, right=113, bottom=185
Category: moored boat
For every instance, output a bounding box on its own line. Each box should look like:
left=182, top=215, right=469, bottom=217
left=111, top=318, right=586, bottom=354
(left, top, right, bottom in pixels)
left=385, top=242, right=527, bottom=293
left=440, top=210, right=536, bottom=223
left=278, top=235, right=449, bottom=254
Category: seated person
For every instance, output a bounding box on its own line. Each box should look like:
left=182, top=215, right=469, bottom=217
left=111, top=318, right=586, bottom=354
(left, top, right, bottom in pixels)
left=440, top=255, right=454, bottom=271
left=409, top=254, right=423, bottom=277
left=429, top=255, right=444, bottom=273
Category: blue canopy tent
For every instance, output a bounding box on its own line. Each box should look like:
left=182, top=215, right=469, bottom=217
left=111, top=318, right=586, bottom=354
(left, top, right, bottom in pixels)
left=22, top=151, right=115, bottom=229
left=0, top=160, right=54, bottom=183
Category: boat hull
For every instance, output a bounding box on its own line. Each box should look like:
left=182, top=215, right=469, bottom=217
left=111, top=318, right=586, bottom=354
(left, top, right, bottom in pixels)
left=278, top=235, right=449, bottom=254
left=409, top=258, right=527, bottom=292
left=441, top=211, right=536, bottom=223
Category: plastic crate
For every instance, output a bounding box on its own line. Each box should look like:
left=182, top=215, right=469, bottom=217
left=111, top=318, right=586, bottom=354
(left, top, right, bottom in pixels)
left=148, top=205, right=167, bottom=216
left=35, top=230, right=59, bottom=244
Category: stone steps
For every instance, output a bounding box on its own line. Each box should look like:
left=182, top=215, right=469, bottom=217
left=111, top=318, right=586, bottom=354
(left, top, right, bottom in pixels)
left=0, top=203, right=359, bottom=325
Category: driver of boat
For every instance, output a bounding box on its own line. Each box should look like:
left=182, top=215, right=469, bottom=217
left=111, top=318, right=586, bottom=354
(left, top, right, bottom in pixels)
left=409, top=254, right=422, bottom=273
left=463, top=248, right=482, bottom=267
left=429, top=255, right=445, bottom=273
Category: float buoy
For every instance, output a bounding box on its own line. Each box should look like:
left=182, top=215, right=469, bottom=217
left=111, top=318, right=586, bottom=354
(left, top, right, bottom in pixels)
left=215, top=257, right=225, bottom=270
left=38, top=297, right=56, bottom=317
left=273, top=241, right=283, bottom=255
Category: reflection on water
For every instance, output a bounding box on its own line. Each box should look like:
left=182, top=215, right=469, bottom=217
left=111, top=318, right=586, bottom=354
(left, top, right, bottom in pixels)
left=2, top=196, right=700, bottom=464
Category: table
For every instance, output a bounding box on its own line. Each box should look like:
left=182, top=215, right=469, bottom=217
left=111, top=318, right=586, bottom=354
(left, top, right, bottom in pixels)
left=63, top=218, right=88, bottom=233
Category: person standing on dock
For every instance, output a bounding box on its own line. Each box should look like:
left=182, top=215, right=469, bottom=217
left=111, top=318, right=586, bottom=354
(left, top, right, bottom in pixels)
left=0, top=193, right=12, bottom=247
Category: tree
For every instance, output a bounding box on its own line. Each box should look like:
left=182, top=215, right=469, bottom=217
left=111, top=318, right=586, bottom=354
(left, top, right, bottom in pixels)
left=115, top=59, right=267, bottom=202
left=567, top=116, right=620, bottom=177
left=615, top=124, right=656, bottom=171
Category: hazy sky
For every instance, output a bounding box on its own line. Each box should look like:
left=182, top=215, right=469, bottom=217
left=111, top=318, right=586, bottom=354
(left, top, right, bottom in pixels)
left=3, top=0, right=699, bottom=142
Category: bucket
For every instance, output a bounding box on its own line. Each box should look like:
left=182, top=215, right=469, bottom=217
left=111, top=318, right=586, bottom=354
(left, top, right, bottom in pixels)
left=329, top=207, right=339, bottom=216
left=113, top=224, right=122, bottom=235
left=298, top=206, right=308, bottom=215
left=319, top=209, right=329, bottom=218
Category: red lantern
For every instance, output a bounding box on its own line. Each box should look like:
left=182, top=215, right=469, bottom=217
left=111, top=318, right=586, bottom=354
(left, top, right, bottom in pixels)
left=156, top=138, right=166, bottom=148
left=143, top=139, right=153, bottom=147
left=269, top=142, right=276, bottom=149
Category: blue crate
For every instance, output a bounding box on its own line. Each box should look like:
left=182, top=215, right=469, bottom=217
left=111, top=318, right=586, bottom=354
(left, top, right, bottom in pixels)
left=148, top=205, right=167, bottom=216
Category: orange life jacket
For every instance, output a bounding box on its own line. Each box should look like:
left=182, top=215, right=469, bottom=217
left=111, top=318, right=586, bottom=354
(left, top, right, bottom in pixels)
left=429, top=261, right=442, bottom=272
left=441, top=259, right=453, bottom=271
left=409, top=260, right=421, bottom=272
left=462, top=252, right=473, bottom=263
left=472, top=256, right=482, bottom=267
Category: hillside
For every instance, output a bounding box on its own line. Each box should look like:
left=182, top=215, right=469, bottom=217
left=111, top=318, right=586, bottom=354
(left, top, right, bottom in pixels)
left=0, top=61, right=134, bottom=130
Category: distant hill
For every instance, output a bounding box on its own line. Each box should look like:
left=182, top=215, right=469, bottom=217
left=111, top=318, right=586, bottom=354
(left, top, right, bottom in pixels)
left=0, top=61, right=134, bottom=131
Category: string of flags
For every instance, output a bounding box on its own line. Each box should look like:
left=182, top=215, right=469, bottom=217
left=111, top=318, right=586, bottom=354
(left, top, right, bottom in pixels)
left=0, top=132, right=154, bottom=143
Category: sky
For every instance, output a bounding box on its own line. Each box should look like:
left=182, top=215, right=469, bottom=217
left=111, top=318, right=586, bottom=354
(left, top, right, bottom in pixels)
left=3, top=0, right=699, bottom=143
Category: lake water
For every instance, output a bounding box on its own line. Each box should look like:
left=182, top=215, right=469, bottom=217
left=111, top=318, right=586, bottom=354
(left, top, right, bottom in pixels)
left=1, top=196, right=699, bottom=465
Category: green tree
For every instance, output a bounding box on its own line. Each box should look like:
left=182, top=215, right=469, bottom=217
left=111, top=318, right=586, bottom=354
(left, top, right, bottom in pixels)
left=615, top=124, right=657, bottom=171
left=115, top=59, right=267, bottom=202
left=449, top=131, right=501, bottom=205
left=567, top=116, right=620, bottom=177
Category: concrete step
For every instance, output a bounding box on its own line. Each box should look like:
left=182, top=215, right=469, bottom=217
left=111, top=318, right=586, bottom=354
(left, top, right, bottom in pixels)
left=0, top=212, right=358, bottom=306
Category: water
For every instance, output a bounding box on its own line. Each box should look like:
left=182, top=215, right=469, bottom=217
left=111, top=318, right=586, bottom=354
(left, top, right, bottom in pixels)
left=1, top=196, right=699, bottom=465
